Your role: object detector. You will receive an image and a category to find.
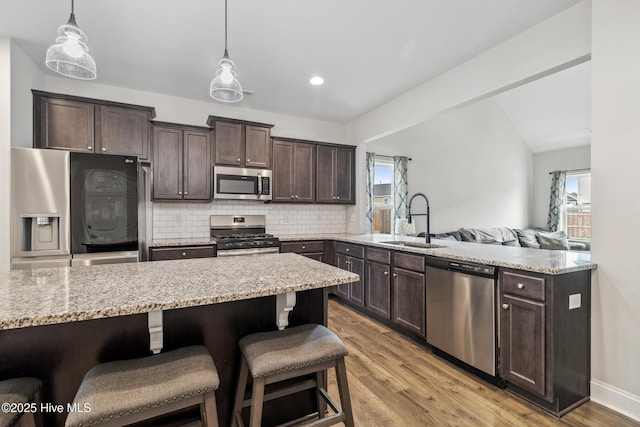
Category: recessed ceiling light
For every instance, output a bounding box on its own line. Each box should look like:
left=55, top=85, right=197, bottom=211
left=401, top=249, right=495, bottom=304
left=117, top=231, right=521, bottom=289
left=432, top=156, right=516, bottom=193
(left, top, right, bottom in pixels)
left=309, top=76, right=324, bottom=86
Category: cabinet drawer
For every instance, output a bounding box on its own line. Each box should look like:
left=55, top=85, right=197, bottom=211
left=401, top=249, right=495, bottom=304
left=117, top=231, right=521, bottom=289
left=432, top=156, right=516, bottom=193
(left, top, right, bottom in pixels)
left=280, top=241, right=324, bottom=254
left=366, top=247, right=391, bottom=264
left=335, top=242, right=364, bottom=258
left=394, top=252, right=425, bottom=272
left=150, top=246, right=215, bottom=261
left=502, top=270, right=545, bottom=301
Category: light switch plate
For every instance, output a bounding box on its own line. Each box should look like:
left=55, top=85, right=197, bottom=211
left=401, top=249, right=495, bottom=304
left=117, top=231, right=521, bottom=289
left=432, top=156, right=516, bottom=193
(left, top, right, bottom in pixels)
left=569, top=293, right=582, bottom=310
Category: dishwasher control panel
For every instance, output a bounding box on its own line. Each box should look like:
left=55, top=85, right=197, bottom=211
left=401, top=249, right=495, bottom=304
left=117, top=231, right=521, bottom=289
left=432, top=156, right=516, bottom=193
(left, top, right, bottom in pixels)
left=449, top=262, right=496, bottom=276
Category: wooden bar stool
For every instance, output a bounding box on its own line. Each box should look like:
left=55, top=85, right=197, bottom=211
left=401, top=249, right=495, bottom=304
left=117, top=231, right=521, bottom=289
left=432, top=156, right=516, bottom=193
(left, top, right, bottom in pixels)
left=0, top=377, right=42, bottom=427
left=65, top=346, right=219, bottom=427
left=232, top=324, right=354, bottom=427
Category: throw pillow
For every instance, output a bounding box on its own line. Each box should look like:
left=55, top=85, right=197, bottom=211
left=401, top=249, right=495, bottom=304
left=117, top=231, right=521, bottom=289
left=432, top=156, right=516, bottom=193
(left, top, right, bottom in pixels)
left=502, top=240, right=519, bottom=246
left=457, top=229, right=476, bottom=242
left=536, top=230, right=570, bottom=250
left=515, top=229, right=541, bottom=249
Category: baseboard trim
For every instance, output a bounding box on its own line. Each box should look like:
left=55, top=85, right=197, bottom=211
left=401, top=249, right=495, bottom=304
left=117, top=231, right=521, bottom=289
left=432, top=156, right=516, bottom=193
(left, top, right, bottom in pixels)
left=591, top=379, right=640, bottom=422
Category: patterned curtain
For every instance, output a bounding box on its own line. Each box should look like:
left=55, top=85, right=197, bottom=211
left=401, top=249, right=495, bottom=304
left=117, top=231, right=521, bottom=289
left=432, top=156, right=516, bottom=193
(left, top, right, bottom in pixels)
left=547, top=171, right=567, bottom=232
left=365, top=152, right=376, bottom=234
left=393, top=156, right=409, bottom=220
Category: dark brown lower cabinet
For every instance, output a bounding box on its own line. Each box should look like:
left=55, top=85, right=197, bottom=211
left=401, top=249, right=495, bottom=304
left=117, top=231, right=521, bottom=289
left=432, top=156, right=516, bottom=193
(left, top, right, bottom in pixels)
left=501, top=294, right=545, bottom=396
left=392, top=266, right=426, bottom=337
left=366, top=261, right=391, bottom=319
left=149, top=245, right=215, bottom=261
left=499, top=268, right=591, bottom=416
left=335, top=253, right=364, bottom=307
left=279, top=241, right=325, bottom=263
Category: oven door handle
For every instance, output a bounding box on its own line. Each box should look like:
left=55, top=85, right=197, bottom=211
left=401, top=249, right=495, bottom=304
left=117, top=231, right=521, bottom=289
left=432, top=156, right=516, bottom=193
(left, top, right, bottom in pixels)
left=216, top=247, right=279, bottom=257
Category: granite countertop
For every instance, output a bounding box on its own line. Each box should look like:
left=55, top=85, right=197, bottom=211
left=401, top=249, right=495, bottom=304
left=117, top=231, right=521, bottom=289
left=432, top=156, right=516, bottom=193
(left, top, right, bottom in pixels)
left=279, top=233, right=596, bottom=275
left=150, top=233, right=595, bottom=275
left=0, top=253, right=358, bottom=331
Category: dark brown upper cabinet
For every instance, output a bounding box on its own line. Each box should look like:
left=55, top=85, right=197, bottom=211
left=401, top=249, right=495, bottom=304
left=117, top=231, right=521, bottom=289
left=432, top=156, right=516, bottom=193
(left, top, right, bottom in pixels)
left=316, top=144, right=356, bottom=204
left=272, top=138, right=316, bottom=203
left=33, top=90, right=155, bottom=160
left=152, top=122, right=212, bottom=201
left=207, top=116, right=274, bottom=169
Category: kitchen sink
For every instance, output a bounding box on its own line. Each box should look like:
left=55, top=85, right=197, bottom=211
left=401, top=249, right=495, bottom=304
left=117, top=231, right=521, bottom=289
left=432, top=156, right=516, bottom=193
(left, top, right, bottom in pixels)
left=379, top=240, right=445, bottom=249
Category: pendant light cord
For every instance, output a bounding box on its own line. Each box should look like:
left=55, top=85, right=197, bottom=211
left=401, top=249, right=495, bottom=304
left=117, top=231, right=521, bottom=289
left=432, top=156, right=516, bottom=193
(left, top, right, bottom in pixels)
left=224, top=0, right=228, bottom=53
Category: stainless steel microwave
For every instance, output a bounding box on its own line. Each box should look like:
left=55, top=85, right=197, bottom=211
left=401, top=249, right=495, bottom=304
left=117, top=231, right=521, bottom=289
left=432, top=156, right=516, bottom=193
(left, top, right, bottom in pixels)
left=213, top=166, right=272, bottom=201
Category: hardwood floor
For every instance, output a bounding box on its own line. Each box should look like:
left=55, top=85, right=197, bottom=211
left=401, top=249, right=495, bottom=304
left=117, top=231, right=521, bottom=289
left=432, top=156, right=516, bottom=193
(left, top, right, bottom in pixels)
left=326, top=298, right=639, bottom=427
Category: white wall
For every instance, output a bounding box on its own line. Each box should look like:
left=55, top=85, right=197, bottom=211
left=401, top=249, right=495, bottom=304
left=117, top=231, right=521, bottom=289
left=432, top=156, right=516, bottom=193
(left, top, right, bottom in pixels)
left=0, top=39, right=11, bottom=271
left=531, top=145, right=591, bottom=228
left=368, top=98, right=532, bottom=234
left=347, top=1, right=592, bottom=234
left=43, top=77, right=348, bottom=144
left=590, top=0, right=640, bottom=419
left=10, top=40, right=44, bottom=148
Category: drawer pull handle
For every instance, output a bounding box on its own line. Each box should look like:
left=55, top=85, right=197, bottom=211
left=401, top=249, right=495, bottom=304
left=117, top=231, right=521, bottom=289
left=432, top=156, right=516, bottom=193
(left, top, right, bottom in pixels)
left=182, top=252, right=187, bottom=256
left=502, top=304, right=509, bottom=310
left=517, top=283, right=524, bottom=289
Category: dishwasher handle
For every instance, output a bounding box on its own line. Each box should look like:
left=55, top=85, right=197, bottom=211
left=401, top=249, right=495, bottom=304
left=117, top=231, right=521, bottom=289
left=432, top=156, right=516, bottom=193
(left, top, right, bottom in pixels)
left=426, top=256, right=496, bottom=278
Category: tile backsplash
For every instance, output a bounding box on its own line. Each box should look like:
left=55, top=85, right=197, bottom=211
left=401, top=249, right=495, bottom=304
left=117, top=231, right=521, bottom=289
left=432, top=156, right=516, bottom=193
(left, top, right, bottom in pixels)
left=152, top=201, right=347, bottom=239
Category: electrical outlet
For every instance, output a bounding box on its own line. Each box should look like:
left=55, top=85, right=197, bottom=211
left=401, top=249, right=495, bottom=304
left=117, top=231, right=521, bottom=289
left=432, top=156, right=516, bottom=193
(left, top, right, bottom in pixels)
left=569, top=293, right=581, bottom=310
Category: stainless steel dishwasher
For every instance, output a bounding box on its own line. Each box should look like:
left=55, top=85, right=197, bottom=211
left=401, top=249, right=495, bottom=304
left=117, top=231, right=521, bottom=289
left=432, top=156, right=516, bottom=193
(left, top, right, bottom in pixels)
left=426, top=257, right=498, bottom=377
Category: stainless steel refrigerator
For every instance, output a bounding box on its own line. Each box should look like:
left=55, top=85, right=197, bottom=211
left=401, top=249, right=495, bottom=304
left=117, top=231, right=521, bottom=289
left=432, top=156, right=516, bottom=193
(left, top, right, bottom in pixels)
left=11, top=148, right=147, bottom=269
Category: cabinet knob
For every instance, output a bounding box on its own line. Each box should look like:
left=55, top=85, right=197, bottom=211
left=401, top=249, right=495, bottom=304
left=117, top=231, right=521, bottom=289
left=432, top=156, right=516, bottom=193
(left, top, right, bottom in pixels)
left=178, top=191, right=182, bottom=195
left=336, top=196, right=340, bottom=200
left=332, top=196, right=337, bottom=200
left=184, top=192, right=188, bottom=195
left=301, top=246, right=306, bottom=249
left=291, top=195, right=295, bottom=199
left=247, top=158, right=251, bottom=162
left=502, top=304, right=509, bottom=310
left=87, top=146, right=92, bottom=150
left=102, top=147, right=107, bottom=152
left=384, top=271, right=389, bottom=276
left=295, top=195, right=299, bottom=199
left=393, top=273, right=398, bottom=278
left=346, top=248, right=350, bottom=252
left=236, top=158, right=241, bottom=162
left=182, top=252, right=187, bottom=257
left=517, top=283, right=524, bottom=289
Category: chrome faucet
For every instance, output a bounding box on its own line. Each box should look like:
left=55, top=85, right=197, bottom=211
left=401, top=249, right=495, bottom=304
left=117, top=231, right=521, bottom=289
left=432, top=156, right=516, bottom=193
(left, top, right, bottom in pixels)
left=407, top=193, right=430, bottom=243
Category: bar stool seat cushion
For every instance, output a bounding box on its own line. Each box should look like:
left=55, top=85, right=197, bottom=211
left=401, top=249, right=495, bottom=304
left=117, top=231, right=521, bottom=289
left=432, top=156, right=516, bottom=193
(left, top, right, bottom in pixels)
left=65, top=346, right=219, bottom=427
left=0, top=377, right=41, bottom=427
left=239, top=324, right=348, bottom=378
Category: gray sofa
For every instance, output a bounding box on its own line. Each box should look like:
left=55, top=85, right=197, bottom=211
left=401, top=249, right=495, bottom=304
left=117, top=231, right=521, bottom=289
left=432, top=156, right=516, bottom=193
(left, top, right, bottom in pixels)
left=430, top=227, right=589, bottom=251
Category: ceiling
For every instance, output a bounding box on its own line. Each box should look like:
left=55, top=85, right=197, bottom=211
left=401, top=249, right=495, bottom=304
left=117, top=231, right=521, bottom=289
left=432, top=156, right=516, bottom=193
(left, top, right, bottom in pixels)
left=495, top=61, right=591, bottom=153
left=1, top=0, right=581, bottom=124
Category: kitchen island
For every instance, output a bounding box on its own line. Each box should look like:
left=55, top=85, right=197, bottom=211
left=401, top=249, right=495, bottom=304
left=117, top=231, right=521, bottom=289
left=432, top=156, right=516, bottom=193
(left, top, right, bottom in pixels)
left=0, top=253, right=358, bottom=426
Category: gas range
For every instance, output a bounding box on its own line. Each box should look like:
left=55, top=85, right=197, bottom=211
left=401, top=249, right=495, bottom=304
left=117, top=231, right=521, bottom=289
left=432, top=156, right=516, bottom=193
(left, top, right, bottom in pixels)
left=210, top=215, right=280, bottom=256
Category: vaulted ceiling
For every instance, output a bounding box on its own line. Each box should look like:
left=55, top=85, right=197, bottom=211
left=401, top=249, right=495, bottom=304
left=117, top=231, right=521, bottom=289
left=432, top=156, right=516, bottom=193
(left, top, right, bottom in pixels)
left=2, top=0, right=581, bottom=125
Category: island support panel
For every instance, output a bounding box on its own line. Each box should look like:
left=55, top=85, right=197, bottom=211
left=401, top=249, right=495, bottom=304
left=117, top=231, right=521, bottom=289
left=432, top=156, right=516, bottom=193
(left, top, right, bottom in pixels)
left=0, top=288, right=327, bottom=427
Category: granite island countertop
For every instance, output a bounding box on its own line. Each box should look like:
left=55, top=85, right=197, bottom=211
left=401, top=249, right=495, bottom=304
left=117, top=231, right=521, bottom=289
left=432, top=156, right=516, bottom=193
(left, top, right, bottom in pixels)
left=0, top=253, right=358, bottom=330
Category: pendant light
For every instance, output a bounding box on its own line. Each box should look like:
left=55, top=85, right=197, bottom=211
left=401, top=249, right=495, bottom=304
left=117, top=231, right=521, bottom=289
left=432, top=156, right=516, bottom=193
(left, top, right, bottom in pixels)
left=45, top=0, right=97, bottom=80
left=210, top=0, right=243, bottom=102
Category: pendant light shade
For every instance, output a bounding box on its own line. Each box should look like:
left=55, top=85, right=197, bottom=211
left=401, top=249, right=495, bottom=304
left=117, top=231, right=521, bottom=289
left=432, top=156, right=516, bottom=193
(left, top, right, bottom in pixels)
left=210, top=0, right=243, bottom=103
left=45, top=0, right=96, bottom=80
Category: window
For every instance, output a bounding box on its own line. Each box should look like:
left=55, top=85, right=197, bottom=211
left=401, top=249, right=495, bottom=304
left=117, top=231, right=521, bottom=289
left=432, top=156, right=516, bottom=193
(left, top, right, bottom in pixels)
left=565, top=171, right=591, bottom=240
left=373, top=157, right=394, bottom=234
